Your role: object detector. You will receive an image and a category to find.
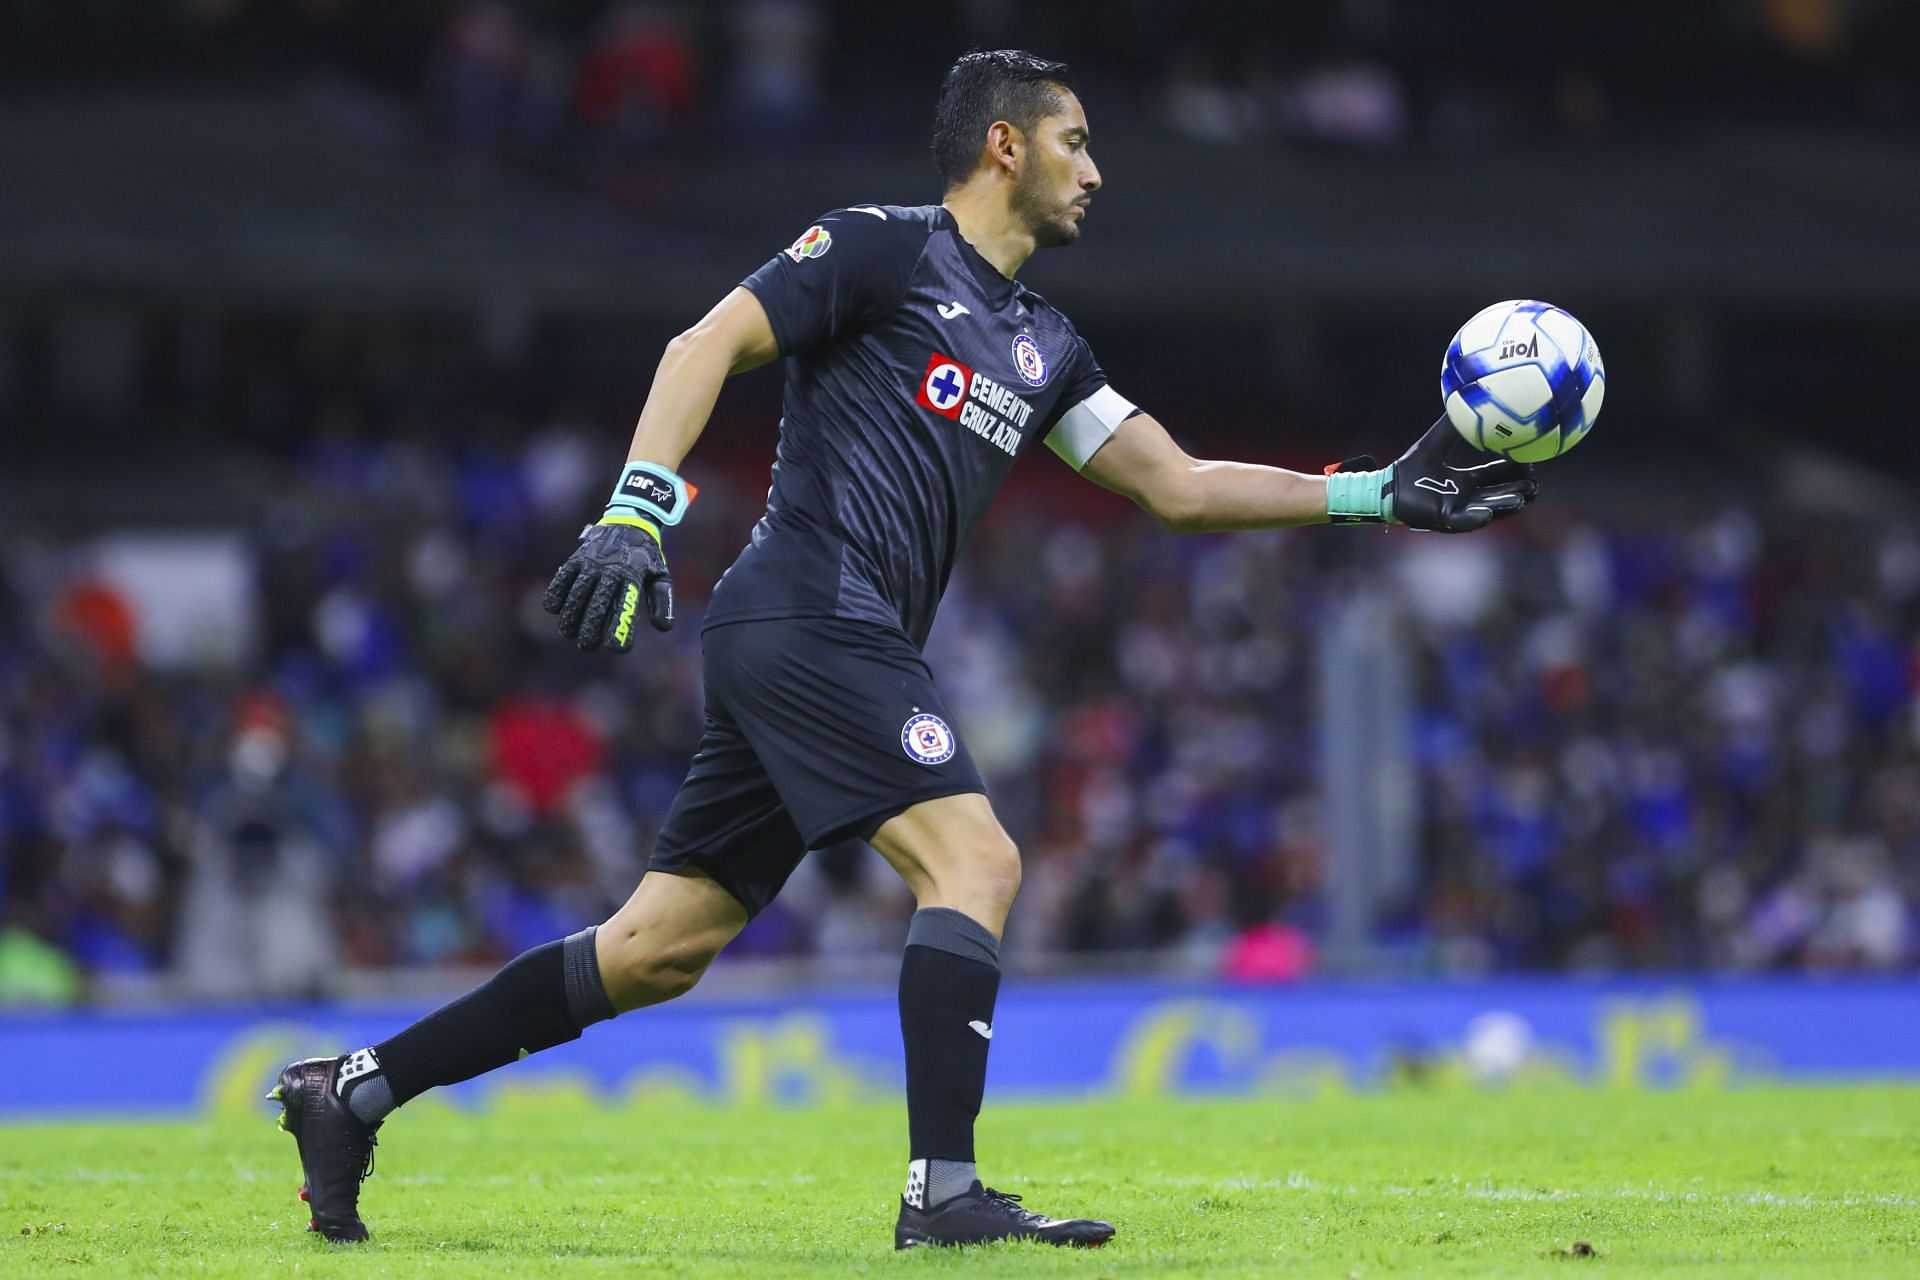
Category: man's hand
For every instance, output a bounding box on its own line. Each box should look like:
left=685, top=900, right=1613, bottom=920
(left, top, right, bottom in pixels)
left=543, top=521, right=674, bottom=652
left=1327, top=417, right=1538, bottom=532
left=1388, top=416, right=1538, bottom=532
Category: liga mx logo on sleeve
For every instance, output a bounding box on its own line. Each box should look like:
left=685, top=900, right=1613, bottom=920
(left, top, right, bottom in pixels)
left=914, top=352, right=973, bottom=420
left=901, top=713, right=956, bottom=765
left=1011, top=333, right=1048, bottom=386
left=783, top=225, right=832, bottom=262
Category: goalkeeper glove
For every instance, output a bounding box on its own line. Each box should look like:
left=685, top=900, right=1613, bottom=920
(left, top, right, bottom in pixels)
left=542, top=461, right=693, bottom=652
left=1324, top=416, right=1538, bottom=532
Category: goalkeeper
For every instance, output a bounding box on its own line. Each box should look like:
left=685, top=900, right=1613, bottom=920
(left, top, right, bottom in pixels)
left=272, top=48, right=1534, bottom=1251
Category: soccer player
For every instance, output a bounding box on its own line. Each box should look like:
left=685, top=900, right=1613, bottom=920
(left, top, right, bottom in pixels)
left=272, top=49, right=1535, bottom=1250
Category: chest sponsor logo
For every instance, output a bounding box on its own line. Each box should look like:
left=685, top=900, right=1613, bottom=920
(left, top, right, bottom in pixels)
left=913, top=351, right=1035, bottom=459
left=783, top=224, right=832, bottom=262
left=1011, top=333, right=1048, bottom=386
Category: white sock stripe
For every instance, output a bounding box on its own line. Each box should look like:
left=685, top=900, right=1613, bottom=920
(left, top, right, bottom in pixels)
left=337, top=1047, right=381, bottom=1086
left=904, top=1159, right=928, bottom=1210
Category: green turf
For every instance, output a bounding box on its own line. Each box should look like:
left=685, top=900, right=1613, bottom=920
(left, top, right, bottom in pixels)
left=4, top=1086, right=1918, bottom=1277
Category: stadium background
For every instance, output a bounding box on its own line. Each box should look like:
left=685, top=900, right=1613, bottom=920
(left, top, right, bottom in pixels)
left=3, top=0, right=1920, bottom=1115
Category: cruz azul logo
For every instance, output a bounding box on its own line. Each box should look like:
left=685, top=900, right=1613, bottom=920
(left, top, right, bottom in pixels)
left=913, top=352, right=1034, bottom=459
left=901, top=713, right=956, bottom=765
left=916, top=353, right=972, bottom=418
left=1011, top=333, right=1047, bottom=386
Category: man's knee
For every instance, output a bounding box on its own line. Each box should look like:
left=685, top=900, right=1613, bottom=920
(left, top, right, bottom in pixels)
left=598, top=927, right=727, bottom=1011
left=594, top=872, right=747, bottom=1013
left=871, top=793, right=1025, bottom=931
left=912, top=820, right=1023, bottom=920
left=963, top=827, right=1022, bottom=908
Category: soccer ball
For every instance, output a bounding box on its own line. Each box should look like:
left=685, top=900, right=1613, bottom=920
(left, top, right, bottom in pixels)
left=1463, top=1010, right=1536, bottom=1085
left=1441, top=300, right=1605, bottom=462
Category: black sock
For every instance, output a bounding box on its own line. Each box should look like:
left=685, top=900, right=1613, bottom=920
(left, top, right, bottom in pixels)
left=347, top=926, right=615, bottom=1118
left=899, top=908, right=1000, bottom=1208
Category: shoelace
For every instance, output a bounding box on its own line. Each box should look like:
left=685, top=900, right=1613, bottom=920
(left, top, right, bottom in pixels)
left=361, top=1133, right=377, bottom=1181
left=980, top=1188, right=1048, bottom=1225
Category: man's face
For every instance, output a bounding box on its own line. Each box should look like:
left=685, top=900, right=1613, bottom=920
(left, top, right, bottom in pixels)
left=1011, top=89, right=1100, bottom=249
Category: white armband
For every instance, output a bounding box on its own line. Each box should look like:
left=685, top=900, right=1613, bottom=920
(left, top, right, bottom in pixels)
left=1045, top=385, right=1137, bottom=471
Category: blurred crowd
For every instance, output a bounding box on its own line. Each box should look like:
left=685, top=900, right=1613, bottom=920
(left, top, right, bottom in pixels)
left=354, top=0, right=1920, bottom=161
left=11, top=1, right=1918, bottom=161
left=3, top=408, right=1916, bottom=1002
left=2, top=2, right=1914, bottom=1007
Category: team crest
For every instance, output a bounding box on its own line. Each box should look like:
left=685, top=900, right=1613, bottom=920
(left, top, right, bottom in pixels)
left=784, top=225, right=832, bottom=262
left=901, top=713, right=956, bottom=765
left=914, top=352, right=972, bottom=420
left=1011, top=333, right=1048, bottom=386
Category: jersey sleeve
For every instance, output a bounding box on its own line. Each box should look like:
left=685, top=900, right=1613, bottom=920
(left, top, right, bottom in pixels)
left=739, top=207, right=928, bottom=357
left=1041, top=334, right=1141, bottom=470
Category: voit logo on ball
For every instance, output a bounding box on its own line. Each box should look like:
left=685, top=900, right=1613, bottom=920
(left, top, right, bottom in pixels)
left=901, top=713, right=956, bottom=765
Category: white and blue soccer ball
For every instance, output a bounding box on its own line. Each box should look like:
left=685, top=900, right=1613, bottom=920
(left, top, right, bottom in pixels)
left=1441, top=299, right=1605, bottom=462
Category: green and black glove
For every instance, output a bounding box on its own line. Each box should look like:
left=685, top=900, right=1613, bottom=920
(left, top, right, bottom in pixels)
left=543, top=461, right=694, bottom=652
left=1325, top=416, right=1538, bottom=532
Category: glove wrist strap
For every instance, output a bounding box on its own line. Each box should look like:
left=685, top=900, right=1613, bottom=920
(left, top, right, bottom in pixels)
left=1326, top=465, right=1395, bottom=524
left=595, top=513, right=663, bottom=545
left=604, top=461, right=695, bottom=527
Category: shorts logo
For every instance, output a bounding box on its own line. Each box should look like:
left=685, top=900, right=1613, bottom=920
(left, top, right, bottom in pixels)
left=901, top=713, right=956, bottom=765
left=914, top=352, right=972, bottom=421
left=783, top=225, right=832, bottom=262
left=1011, top=333, right=1047, bottom=386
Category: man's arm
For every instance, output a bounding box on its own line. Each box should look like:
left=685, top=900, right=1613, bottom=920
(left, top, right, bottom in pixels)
left=542, top=287, right=777, bottom=651
left=626, top=286, right=780, bottom=470
left=1078, top=412, right=1536, bottom=534
left=1078, top=411, right=1329, bottom=532
left=547, top=204, right=924, bottom=654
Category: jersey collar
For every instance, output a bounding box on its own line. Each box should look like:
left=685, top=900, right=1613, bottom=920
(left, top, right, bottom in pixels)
left=936, top=207, right=1020, bottom=306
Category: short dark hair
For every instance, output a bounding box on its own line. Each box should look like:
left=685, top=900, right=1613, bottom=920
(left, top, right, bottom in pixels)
left=931, top=49, right=1076, bottom=188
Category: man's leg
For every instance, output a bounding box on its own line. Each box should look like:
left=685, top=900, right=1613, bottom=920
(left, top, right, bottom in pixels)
left=869, top=793, right=1113, bottom=1249
left=675, top=617, right=1108, bottom=1246
left=273, top=870, right=746, bottom=1241
left=356, top=870, right=746, bottom=1108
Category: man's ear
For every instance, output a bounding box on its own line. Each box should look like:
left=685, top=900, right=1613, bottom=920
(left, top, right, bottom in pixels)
left=983, top=119, right=1021, bottom=177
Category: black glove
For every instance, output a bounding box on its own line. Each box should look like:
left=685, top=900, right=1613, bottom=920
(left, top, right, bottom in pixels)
left=1327, top=416, right=1539, bottom=532
left=543, top=521, right=674, bottom=652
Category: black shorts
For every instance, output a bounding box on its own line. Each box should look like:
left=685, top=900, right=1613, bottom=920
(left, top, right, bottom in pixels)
left=648, top=616, right=986, bottom=917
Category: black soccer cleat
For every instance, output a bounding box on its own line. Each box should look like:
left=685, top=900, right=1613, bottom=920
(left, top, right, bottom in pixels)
left=895, top=1181, right=1115, bottom=1250
left=268, top=1056, right=378, bottom=1243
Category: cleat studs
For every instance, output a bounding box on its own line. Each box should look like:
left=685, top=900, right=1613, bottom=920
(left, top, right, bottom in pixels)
left=276, top=1113, right=289, bottom=1132
left=267, top=1085, right=284, bottom=1101
left=298, top=1186, right=309, bottom=1202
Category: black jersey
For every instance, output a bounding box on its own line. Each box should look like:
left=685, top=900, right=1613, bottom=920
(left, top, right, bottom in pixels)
left=704, top=203, right=1139, bottom=648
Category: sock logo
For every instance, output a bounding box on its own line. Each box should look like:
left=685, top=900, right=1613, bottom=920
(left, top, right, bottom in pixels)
left=338, top=1048, right=381, bottom=1086
left=904, top=1159, right=928, bottom=1210
left=968, top=1020, right=993, bottom=1040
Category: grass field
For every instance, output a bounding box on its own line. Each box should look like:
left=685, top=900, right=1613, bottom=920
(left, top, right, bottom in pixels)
left=4, top=1086, right=1918, bottom=1277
